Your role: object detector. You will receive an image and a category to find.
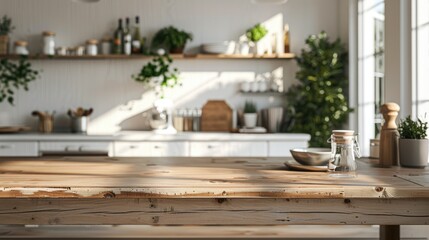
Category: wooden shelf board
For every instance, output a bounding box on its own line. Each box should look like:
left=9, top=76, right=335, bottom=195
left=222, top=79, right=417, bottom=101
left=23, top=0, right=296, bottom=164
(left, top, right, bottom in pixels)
left=0, top=53, right=295, bottom=60
left=239, top=91, right=286, bottom=95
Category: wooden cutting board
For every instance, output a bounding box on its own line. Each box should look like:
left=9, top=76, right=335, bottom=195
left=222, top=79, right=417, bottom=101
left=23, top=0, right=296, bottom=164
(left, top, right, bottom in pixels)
left=201, top=100, right=232, bottom=132
left=0, top=126, right=30, bottom=133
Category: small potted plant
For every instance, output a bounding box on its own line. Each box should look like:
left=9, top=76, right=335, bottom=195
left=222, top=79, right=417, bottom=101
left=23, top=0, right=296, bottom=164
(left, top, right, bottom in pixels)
left=0, top=15, right=15, bottom=55
left=246, top=23, right=268, bottom=55
left=151, top=26, right=193, bottom=54
left=243, top=101, right=258, bottom=128
left=132, top=55, right=180, bottom=97
left=398, top=115, right=428, bottom=168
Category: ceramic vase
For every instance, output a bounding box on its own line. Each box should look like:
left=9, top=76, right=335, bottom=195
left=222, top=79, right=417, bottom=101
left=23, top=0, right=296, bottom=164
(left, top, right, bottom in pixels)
left=244, top=113, right=257, bottom=128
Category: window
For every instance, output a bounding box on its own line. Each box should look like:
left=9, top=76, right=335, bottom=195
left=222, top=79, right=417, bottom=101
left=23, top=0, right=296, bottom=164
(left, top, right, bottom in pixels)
left=412, top=0, right=429, bottom=119
left=358, top=0, right=385, bottom=155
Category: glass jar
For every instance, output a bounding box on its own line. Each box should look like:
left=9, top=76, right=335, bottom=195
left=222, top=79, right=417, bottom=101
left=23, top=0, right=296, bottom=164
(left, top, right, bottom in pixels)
left=86, top=39, right=98, bottom=56
left=328, top=130, right=361, bottom=177
left=42, top=31, right=56, bottom=55
left=100, top=37, right=112, bottom=55
left=14, top=41, right=29, bottom=55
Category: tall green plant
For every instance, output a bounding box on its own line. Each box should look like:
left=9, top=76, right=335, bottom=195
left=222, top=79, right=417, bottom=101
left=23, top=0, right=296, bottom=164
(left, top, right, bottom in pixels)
left=0, top=57, right=39, bottom=105
left=0, top=15, right=14, bottom=36
left=285, top=31, right=351, bottom=147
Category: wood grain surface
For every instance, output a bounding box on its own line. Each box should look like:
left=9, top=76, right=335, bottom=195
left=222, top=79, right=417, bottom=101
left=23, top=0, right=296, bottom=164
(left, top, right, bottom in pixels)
left=0, top=156, right=428, bottom=227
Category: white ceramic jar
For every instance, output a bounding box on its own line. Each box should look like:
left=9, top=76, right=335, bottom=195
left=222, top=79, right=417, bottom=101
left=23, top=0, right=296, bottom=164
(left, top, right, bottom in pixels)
left=42, top=31, right=56, bottom=55
left=14, top=41, right=29, bottom=55
left=86, top=39, right=98, bottom=56
left=251, top=81, right=259, bottom=92
left=258, top=81, right=268, bottom=92
left=240, top=81, right=250, bottom=92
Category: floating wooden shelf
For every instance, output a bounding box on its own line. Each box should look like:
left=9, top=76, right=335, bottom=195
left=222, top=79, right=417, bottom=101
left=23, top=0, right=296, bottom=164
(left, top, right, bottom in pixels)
left=0, top=53, right=295, bottom=60
left=239, top=91, right=286, bottom=95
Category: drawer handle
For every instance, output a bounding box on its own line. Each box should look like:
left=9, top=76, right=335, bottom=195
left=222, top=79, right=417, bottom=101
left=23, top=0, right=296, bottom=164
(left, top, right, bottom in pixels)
left=154, top=145, right=162, bottom=149
left=207, top=145, right=217, bottom=149
left=129, top=145, right=138, bottom=149
left=0, top=145, right=12, bottom=149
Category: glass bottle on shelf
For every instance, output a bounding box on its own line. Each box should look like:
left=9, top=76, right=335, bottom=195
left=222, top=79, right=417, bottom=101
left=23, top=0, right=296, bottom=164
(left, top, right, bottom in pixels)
left=122, top=17, right=132, bottom=55
left=113, top=19, right=123, bottom=54
left=283, top=24, right=290, bottom=53
left=132, top=16, right=142, bottom=54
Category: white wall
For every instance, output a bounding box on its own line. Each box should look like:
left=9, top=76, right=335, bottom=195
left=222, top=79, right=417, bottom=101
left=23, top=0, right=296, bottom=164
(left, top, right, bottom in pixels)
left=0, top=0, right=344, bottom=133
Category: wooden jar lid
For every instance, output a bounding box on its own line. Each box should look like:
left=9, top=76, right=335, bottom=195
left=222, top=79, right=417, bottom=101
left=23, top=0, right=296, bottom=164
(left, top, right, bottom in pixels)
left=86, top=39, right=99, bottom=45
left=42, top=31, right=56, bottom=36
left=14, top=41, right=28, bottom=46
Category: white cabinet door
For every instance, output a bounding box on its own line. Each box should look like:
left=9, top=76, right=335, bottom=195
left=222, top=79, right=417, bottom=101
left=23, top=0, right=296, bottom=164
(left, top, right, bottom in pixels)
left=0, top=141, right=38, bottom=157
left=190, top=142, right=230, bottom=157
left=39, top=141, right=112, bottom=155
left=190, top=141, right=268, bottom=157
left=114, top=141, right=189, bottom=157
left=229, top=141, right=268, bottom=157
left=268, top=141, right=308, bottom=157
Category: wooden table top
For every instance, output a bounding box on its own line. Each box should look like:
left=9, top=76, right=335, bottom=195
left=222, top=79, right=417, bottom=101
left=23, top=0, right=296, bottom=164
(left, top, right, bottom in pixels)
left=0, top=157, right=428, bottom=199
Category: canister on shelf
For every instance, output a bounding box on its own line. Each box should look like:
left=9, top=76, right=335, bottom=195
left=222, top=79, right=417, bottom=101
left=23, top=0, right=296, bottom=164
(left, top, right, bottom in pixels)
left=14, top=41, right=29, bottom=55
left=370, top=139, right=380, bottom=158
left=173, top=109, right=184, bottom=132
left=42, top=31, right=56, bottom=55
left=101, top=37, right=112, bottom=55
left=192, top=108, right=202, bottom=132
left=183, top=109, right=193, bottom=132
left=55, top=47, right=67, bottom=56
left=86, top=39, right=98, bottom=56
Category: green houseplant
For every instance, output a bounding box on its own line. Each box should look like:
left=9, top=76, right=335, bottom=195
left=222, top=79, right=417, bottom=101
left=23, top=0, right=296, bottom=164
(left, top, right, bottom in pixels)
left=0, top=57, right=40, bottom=105
left=246, top=24, right=268, bottom=43
left=243, top=101, right=257, bottom=128
left=246, top=24, right=268, bottom=55
left=132, top=55, right=180, bottom=96
left=398, top=115, right=428, bottom=168
left=285, top=31, right=351, bottom=147
left=0, top=15, right=15, bottom=54
left=151, top=26, right=193, bottom=54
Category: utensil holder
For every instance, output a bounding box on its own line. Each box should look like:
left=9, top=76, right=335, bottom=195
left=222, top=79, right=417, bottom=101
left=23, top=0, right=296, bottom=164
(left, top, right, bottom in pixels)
left=38, top=116, right=54, bottom=133
left=71, top=116, right=88, bottom=133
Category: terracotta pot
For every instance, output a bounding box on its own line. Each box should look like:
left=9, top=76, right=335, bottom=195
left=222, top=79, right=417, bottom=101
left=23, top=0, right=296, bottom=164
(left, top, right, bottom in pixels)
left=399, top=138, right=428, bottom=168
left=0, top=35, right=9, bottom=55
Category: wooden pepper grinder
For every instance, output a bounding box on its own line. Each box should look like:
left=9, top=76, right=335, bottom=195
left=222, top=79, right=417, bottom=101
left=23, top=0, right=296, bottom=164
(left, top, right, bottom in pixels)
left=379, top=103, right=400, bottom=167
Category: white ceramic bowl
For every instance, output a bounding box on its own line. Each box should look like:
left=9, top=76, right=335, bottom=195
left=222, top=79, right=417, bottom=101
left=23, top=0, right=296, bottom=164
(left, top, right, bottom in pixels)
left=290, top=148, right=331, bottom=166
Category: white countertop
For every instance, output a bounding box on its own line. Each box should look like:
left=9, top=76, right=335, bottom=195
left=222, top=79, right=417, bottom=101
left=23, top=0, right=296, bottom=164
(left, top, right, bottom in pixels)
left=0, top=131, right=310, bottom=142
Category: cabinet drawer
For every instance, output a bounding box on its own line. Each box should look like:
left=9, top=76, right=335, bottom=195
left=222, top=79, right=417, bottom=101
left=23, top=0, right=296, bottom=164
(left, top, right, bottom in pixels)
left=0, top=141, right=38, bottom=157
left=39, top=141, right=112, bottom=155
left=190, top=142, right=230, bottom=157
left=268, top=141, right=308, bottom=157
left=229, top=141, right=268, bottom=157
left=114, top=141, right=189, bottom=157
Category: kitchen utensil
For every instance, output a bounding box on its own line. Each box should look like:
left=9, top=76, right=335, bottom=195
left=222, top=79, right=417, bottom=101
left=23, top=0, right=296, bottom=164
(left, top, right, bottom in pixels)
left=0, top=126, right=30, bottom=133
left=32, top=111, right=55, bottom=133
left=70, top=116, right=88, bottom=133
left=201, top=100, right=233, bottom=132
left=284, top=160, right=328, bottom=172
left=261, top=107, right=284, bottom=133
left=379, top=103, right=400, bottom=167
left=290, top=148, right=331, bottom=166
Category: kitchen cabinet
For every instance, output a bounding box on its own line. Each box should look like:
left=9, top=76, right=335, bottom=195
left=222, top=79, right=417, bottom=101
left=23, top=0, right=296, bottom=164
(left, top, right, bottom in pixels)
left=0, top=141, right=38, bottom=157
left=39, top=141, right=113, bottom=156
left=114, top=141, right=189, bottom=157
left=190, top=141, right=268, bottom=157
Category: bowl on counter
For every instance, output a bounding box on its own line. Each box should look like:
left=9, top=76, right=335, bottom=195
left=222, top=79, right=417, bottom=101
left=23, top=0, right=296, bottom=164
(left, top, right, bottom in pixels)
left=290, top=148, right=331, bottom=166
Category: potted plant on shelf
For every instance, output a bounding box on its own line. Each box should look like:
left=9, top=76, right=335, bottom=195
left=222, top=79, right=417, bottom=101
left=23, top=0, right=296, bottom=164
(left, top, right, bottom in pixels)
left=132, top=54, right=180, bottom=97
left=243, top=101, right=257, bottom=128
left=151, top=26, right=193, bottom=54
left=0, top=15, right=15, bottom=55
left=398, top=115, right=428, bottom=168
left=246, top=23, right=268, bottom=55
left=0, top=57, right=40, bottom=105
